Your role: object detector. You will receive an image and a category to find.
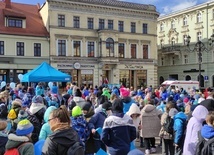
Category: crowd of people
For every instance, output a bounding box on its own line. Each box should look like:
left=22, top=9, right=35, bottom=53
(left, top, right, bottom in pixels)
left=0, top=82, right=214, bottom=155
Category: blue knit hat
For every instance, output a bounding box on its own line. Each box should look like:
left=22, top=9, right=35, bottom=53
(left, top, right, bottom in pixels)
left=16, top=119, right=34, bottom=136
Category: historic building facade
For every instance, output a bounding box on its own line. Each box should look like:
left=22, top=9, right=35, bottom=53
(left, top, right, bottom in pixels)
left=157, top=1, right=214, bottom=88
left=40, top=0, right=159, bottom=88
left=0, top=0, right=49, bottom=83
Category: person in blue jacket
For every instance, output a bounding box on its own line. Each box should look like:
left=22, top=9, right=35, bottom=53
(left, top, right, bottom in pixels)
left=171, top=108, right=187, bottom=155
left=101, top=98, right=136, bottom=155
left=51, top=82, right=58, bottom=94
left=39, top=106, right=57, bottom=140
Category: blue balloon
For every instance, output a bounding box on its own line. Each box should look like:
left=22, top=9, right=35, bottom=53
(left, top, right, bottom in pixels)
left=34, top=140, right=45, bottom=155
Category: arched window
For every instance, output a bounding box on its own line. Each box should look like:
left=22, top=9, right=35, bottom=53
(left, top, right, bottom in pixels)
left=185, top=75, right=191, bottom=81
left=106, top=38, right=114, bottom=57
left=197, top=12, right=202, bottom=23
left=171, top=37, right=175, bottom=46
left=171, top=20, right=175, bottom=29
left=183, top=17, right=187, bottom=26
left=212, top=75, right=214, bottom=87
left=160, top=23, right=164, bottom=31
left=197, top=74, right=204, bottom=88
left=159, top=76, right=164, bottom=85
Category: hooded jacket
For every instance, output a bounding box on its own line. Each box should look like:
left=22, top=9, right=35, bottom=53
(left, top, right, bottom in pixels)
left=42, top=128, right=80, bottom=155
left=126, top=104, right=141, bottom=131
left=140, top=104, right=162, bottom=138
left=183, top=105, right=208, bottom=155
left=173, top=112, right=187, bottom=144
left=101, top=113, right=136, bottom=155
left=5, top=133, right=34, bottom=155
left=39, top=106, right=57, bottom=140
left=72, top=97, right=86, bottom=109
left=201, top=125, right=214, bottom=139
left=122, top=96, right=135, bottom=114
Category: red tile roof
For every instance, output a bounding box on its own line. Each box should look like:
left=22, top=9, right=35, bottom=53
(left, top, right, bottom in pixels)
left=0, top=1, right=49, bottom=37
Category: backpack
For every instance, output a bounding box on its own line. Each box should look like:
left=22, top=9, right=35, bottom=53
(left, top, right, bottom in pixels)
left=4, top=142, right=28, bottom=155
left=0, top=104, right=8, bottom=118
left=67, top=142, right=84, bottom=155
left=196, top=131, right=214, bottom=155
left=163, top=114, right=174, bottom=134
left=7, top=109, right=17, bottom=120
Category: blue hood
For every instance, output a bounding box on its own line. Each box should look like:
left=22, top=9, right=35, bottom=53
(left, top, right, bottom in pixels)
left=44, top=106, right=57, bottom=122
left=174, top=111, right=187, bottom=121
left=201, top=125, right=214, bottom=139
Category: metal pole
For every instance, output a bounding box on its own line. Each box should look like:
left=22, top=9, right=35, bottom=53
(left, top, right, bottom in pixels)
left=198, top=42, right=202, bottom=91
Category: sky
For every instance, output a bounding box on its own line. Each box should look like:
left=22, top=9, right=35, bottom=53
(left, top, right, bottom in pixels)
left=11, top=0, right=214, bottom=15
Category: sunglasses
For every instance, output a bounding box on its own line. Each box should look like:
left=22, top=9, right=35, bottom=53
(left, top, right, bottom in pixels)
left=48, top=117, right=55, bottom=122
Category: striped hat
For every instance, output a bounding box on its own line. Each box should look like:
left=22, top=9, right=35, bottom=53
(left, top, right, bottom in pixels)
left=16, top=119, right=34, bottom=136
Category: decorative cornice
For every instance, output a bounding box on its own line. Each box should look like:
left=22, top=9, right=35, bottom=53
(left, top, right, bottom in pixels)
left=49, top=1, right=159, bottom=20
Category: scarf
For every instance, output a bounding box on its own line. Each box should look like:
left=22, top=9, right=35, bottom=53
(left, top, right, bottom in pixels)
left=51, top=122, right=70, bottom=132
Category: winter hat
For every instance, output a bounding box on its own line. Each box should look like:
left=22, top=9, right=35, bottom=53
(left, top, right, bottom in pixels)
left=0, top=121, right=7, bottom=131
left=120, top=88, right=130, bottom=97
left=102, top=101, right=112, bottom=111
left=12, top=100, right=22, bottom=108
left=112, top=99, right=123, bottom=113
left=16, top=119, right=34, bottom=136
left=183, top=97, right=189, bottom=103
left=82, top=102, right=92, bottom=111
left=72, top=106, right=82, bottom=117
left=18, top=110, right=28, bottom=121
left=169, top=108, right=178, bottom=117
left=32, top=95, right=44, bottom=104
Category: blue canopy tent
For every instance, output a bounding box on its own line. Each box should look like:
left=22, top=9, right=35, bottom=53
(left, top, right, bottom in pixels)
left=21, top=62, right=71, bottom=82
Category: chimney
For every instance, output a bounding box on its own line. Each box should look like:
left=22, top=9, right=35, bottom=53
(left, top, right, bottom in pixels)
left=5, top=0, right=11, bottom=9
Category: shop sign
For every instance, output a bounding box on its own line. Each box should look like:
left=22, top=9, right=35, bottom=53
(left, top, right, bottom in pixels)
left=57, top=63, right=95, bottom=69
left=81, top=70, right=93, bottom=74
left=124, top=65, right=143, bottom=69
left=74, top=62, right=81, bottom=69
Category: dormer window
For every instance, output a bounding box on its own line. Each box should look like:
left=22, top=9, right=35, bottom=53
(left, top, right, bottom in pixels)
left=8, top=18, right=22, bottom=28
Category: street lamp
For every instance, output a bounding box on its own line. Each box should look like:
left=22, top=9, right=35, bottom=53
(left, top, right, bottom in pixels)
left=186, top=34, right=214, bottom=91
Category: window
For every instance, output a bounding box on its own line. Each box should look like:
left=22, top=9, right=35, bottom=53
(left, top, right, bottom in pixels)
left=8, top=18, right=22, bottom=28
left=131, top=22, right=136, bottom=33
left=87, top=41, right=94, bottom=57
left=160, top=23, right=164, bottom=31
left=143, top=45, right=148, bottom=59
left=73, top=16, right=80, bottom=28
left=118, top=21, right=124, bottom=32
left=88, top=18, right=93, bottom=29
left=58, top=40, right=66, bottom=56
left=213, top=9, right=214, bottom=19
left=118, top=43, right=124, bottom=58
left=183, top=35, right=187, bottom=45
left=161, top=57, right=164, bottom=66
left=183, top=17, right=187, bottom=26
left=172, top=56, right=175, bottom=65
left=17, top=42, right=24, bottom=56
left=34, top=43, right=41, bottom=57
left=197, top=12, right=202, bottom=23
left=73, top=41, right=81, bottom=57
left=143, top=23, right=148, bottom=34
left=131, top=44, right=136, bottom=58
left=106, top=38, right=114, bottom=57
left=58, top=15, right=65, bottom=27
left=108, top=20, right=113, bottom=30
left=99, top=19, right=105, bottom=30
left=184, top=55, right=188, bottom=64
left=171, top=37, right=175, bottom=46
left=171, top=20, right=175, bottom=29
left=197, top=32, right=202, bottom=41
left=160, top=39, right=164, bottom=47
left=0, top=41, right=4, bottom=55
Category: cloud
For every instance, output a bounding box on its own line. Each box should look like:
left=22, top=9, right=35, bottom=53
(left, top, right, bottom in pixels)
left=161, top=0, right=197, bottom=15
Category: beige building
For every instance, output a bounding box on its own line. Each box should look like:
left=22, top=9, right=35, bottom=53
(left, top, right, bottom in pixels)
left=157, top=1, right=214, bottom=89
left=0, top=0, right=49, bottom=83
left=40, top=0, right=159, bottom=88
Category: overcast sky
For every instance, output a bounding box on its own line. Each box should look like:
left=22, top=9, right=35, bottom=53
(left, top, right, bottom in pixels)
left=12, top=0, right=214, bottom=15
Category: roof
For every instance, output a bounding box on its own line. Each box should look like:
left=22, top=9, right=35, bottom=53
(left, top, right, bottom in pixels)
left=0, top=1, right=49, bottom=37
left=49, top=0, right=156, bottom=11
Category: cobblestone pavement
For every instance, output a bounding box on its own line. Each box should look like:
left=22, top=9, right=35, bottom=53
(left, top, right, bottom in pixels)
left=135, top=137, right=162, bottom=155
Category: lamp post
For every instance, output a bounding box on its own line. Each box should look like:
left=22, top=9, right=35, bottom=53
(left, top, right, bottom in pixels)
left=186, top=34, right=214, bottom=91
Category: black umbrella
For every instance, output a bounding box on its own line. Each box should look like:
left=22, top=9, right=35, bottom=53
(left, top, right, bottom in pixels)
left=200, top=99, right=214, bottom=111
